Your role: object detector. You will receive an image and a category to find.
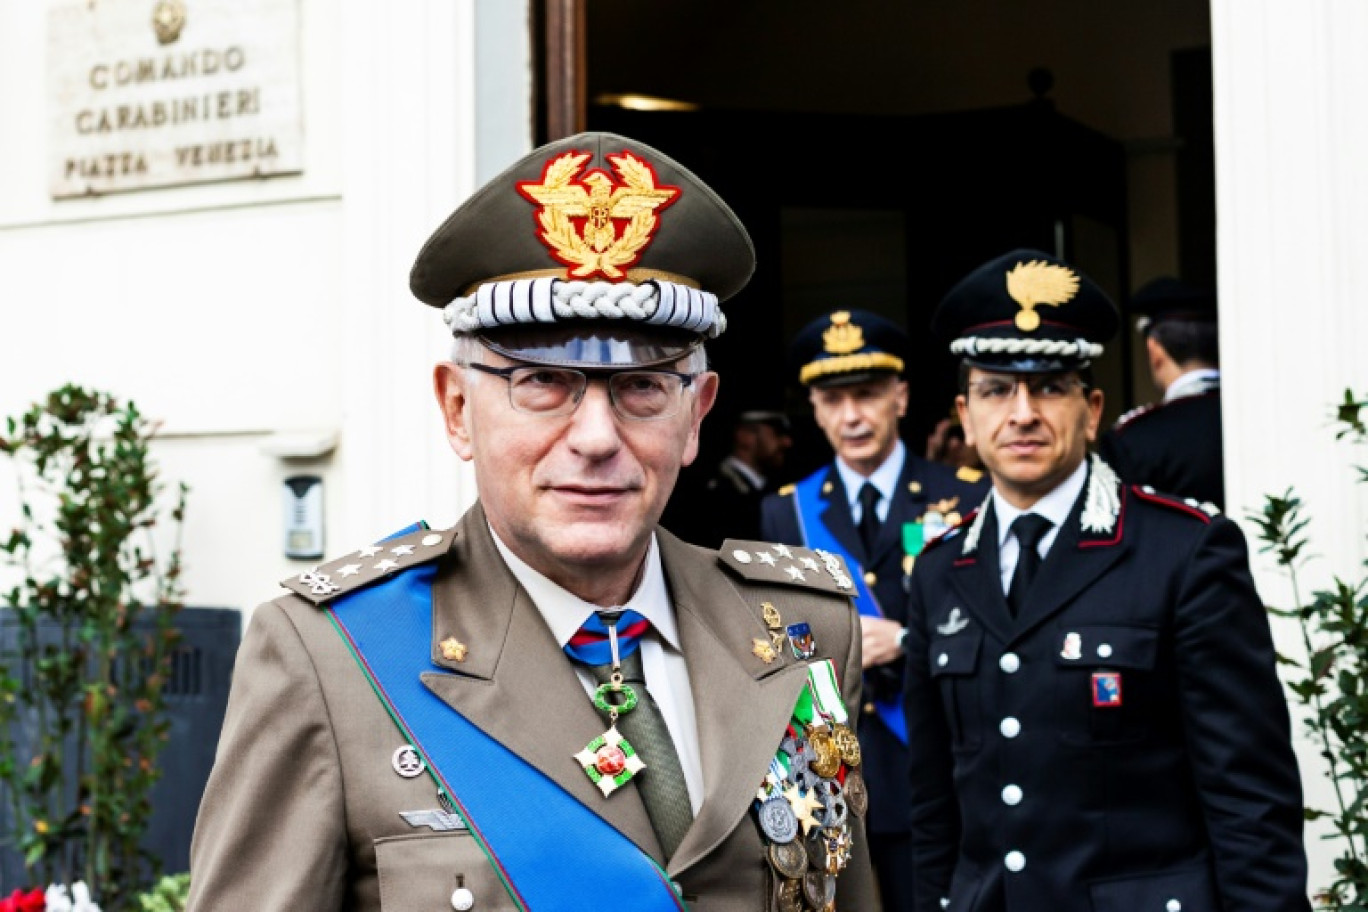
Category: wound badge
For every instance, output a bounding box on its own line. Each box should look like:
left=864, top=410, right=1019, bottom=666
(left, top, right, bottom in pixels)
left=787, top=622, right=817, bottom=660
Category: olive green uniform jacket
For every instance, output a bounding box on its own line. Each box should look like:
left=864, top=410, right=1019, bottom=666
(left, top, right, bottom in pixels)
left=187, top=505, right=875, bottom=911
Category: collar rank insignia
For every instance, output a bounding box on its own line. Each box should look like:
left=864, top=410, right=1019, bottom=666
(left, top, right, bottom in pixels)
left=516, top=149, right=680, bottom=280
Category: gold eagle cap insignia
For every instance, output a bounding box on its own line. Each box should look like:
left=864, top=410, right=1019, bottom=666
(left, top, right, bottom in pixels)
left=1005, top=260, right=1080, bottom=332
left=515, top=150, right=681, bottom=280
left=822, top=310, right=865, bottom=355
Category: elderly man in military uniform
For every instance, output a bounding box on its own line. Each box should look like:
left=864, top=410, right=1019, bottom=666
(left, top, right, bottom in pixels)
left=759, top=309, right=987, bottom=910
left=1098, top=276, right=1225, bottom=510
left=901, top=249, right=1309, bottom=911
left=187, top=133, right=876, bottom=911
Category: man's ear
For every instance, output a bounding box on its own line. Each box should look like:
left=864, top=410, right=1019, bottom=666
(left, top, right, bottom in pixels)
left=681, top=371, right=720, bottom=467
left=433, top=362, right=475, bottom=461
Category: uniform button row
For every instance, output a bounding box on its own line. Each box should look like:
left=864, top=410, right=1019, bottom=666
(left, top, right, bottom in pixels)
left=999, top=652, right=1020, bottom=673
left=1001, top=784, right=1022, bottom=806
left=999, top=716, right=1020, bottom=738
left=1004, top=850, right=1026, bottom=872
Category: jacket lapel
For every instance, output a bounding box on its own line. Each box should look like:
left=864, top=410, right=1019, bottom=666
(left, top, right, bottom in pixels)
left=657, top=532, right=810, bottom=876
left=816, top=468, right=865, bottom=566
left=1012, top=482, right=1130, bottom=640
left=948, top=504, right=1016, bottom=645
left=419, top=508, right=661, bottom=858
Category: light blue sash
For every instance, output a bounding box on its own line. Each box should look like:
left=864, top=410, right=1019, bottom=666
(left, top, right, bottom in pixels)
left=792, top=470, right=909, bottom=745
left=326, top=545, right=686, bottom=911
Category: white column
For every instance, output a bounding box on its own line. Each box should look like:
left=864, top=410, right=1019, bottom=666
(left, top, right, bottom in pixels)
left=336, top=0, right=530, bottom=544
left=1212, top=0, right=1368, bottom=896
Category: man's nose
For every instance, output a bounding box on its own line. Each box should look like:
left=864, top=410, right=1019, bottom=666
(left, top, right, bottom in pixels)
left=565, top=380, right=624, bottom=456
left=1007, top=381, right=1039, bottom=422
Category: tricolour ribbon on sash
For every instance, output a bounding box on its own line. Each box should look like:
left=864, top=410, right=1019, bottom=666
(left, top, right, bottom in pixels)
left=326, top=537, right=686, bottom=911
left=792, top=469, right=909, bottom=745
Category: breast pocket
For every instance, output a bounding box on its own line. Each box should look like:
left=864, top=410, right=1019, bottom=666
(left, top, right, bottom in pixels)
left=375, top=832, right=518, bottom=911
left=1052, top=624, right=1159, bottom=745
left=929, top=625, right=983, bottom=750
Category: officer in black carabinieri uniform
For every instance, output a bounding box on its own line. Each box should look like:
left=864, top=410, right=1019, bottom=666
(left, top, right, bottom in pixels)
left=901, top=250, right=1309, bottom=912
left=1098, top=276, right=1225, bottom=510
left=760, top=309, right=988, bottom=910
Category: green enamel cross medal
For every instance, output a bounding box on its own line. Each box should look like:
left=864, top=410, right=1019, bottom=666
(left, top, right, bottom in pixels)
left=573, top=615, right=647, bottom=796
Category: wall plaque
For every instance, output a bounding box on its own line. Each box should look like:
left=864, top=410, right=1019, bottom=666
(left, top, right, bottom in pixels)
left=48, top=0, right=303, bottom=198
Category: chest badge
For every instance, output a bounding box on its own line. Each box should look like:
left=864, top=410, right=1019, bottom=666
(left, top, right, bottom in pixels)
left=1092, top=671, right=1123, bottom=707
left=787, top=622, right=817, bottom=659
left=937, top=607, right=970, bottom=636
left=1061, top=631, right=1083, bottom=661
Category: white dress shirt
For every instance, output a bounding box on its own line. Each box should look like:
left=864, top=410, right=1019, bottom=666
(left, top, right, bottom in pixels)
left=835, top=438, right=906, bottom=525
left=991, top=458, right=1089, bottom=595
left=490, top=527, right=704, bottom=813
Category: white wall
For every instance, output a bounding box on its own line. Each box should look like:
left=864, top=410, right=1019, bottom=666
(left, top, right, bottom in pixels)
left=1212, top=0, right=1368, bottom=897
left=0, top=0, right=532, bottom=622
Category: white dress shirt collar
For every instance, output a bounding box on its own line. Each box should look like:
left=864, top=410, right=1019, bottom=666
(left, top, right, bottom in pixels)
left=489, top=526, right=681, bottom=651
left=835, top=438, right=906, bottom=523
left=992, top=456, right=1089, bottom=551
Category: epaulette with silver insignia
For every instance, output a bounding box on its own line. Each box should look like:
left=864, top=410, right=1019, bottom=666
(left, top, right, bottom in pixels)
left=1113, top=402, right=1156, bottom=430
left=281, top=525, right=457, bottom=606
left=1131, top=486, right=1219, bottom=522
left=719, top=540, right=854, bottom=596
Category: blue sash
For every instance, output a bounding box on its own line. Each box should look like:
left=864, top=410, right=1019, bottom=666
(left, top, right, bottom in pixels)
left=326, top=549, right=685, bottom=911
left=792, top=469, right=909, bottom=745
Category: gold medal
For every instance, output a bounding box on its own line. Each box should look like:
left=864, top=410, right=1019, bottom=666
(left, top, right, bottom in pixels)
left=806, top=725, right=842, bottom=778
left=832, top=723, right=861, bottom=768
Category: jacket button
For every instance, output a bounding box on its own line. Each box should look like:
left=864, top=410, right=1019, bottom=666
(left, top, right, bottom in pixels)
left=1004, top=851, right=1026, bottom=872
left=937, top=653, right=949, bottom=667
left=863, top=702, right=877, bottom=715
left=999, top=652, right=1021, bottom=674
left=1097, top=643, right=1114, bottom=658
left=864, top=571, right=878, bottom=587
left=1166, top=901, right=1181, bottom=912
left=1000, top=717, right=1021, bottom=738
left=1001, top=784, right=1023, bottom=806
left=450, top=887, right=474, bottom=910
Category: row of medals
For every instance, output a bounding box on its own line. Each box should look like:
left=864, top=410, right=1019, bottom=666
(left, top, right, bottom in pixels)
left=755, top=718, right=866, bottom=912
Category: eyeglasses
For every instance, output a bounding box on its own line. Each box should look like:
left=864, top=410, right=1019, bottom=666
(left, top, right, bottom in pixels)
left=466, top=363, right=697, bottom=421
left=965, top=374, right=1088, bottom=406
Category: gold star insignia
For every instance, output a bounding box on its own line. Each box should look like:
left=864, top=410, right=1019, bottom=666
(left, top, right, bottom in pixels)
left=440, top=637, right=468, bottom=662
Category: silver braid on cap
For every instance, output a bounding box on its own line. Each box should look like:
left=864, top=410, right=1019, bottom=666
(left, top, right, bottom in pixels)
left=950, top=336, right=1103, bottom=359
left=442, top=279, right=726, bottom=338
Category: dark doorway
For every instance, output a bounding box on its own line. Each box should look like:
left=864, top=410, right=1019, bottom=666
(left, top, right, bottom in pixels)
left=588, top=99, right=1129, bottom=487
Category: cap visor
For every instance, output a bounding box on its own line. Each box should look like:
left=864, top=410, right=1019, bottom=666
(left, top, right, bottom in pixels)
left=478, top=324, right=701, bottom=369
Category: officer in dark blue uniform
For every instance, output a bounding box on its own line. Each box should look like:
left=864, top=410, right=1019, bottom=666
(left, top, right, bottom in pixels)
left=760, top=309, right=988, bottom=910
left=902, top=250, right=1309, bottom=911
left=1098, top=277, right=1225, bottom=510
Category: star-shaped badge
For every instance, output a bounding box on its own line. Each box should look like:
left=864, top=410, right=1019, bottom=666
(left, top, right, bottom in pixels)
left=783, top=783, right=824, bottom=836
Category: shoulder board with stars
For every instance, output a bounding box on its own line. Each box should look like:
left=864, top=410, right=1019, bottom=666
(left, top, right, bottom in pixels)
left=280, top=525, right=458, bottom=606
left=923, top=507, right=978, bottom=553
left=719, top=540, right=854, bottom=596
left=1131, top=485, right=1219, bottom=522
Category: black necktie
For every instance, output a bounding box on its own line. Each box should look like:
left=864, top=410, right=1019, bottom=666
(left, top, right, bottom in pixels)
left=857, top=482, right=882, bottom=555
left=1006, top=514, right=1053, bottom=617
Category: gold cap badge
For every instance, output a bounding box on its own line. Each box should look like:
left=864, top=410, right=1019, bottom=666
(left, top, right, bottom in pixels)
left=516, top=150, right=681, bottom=281
left=822, top=311, right=865, bottom=355
left=1005, top=260, right=1080, bottom=332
